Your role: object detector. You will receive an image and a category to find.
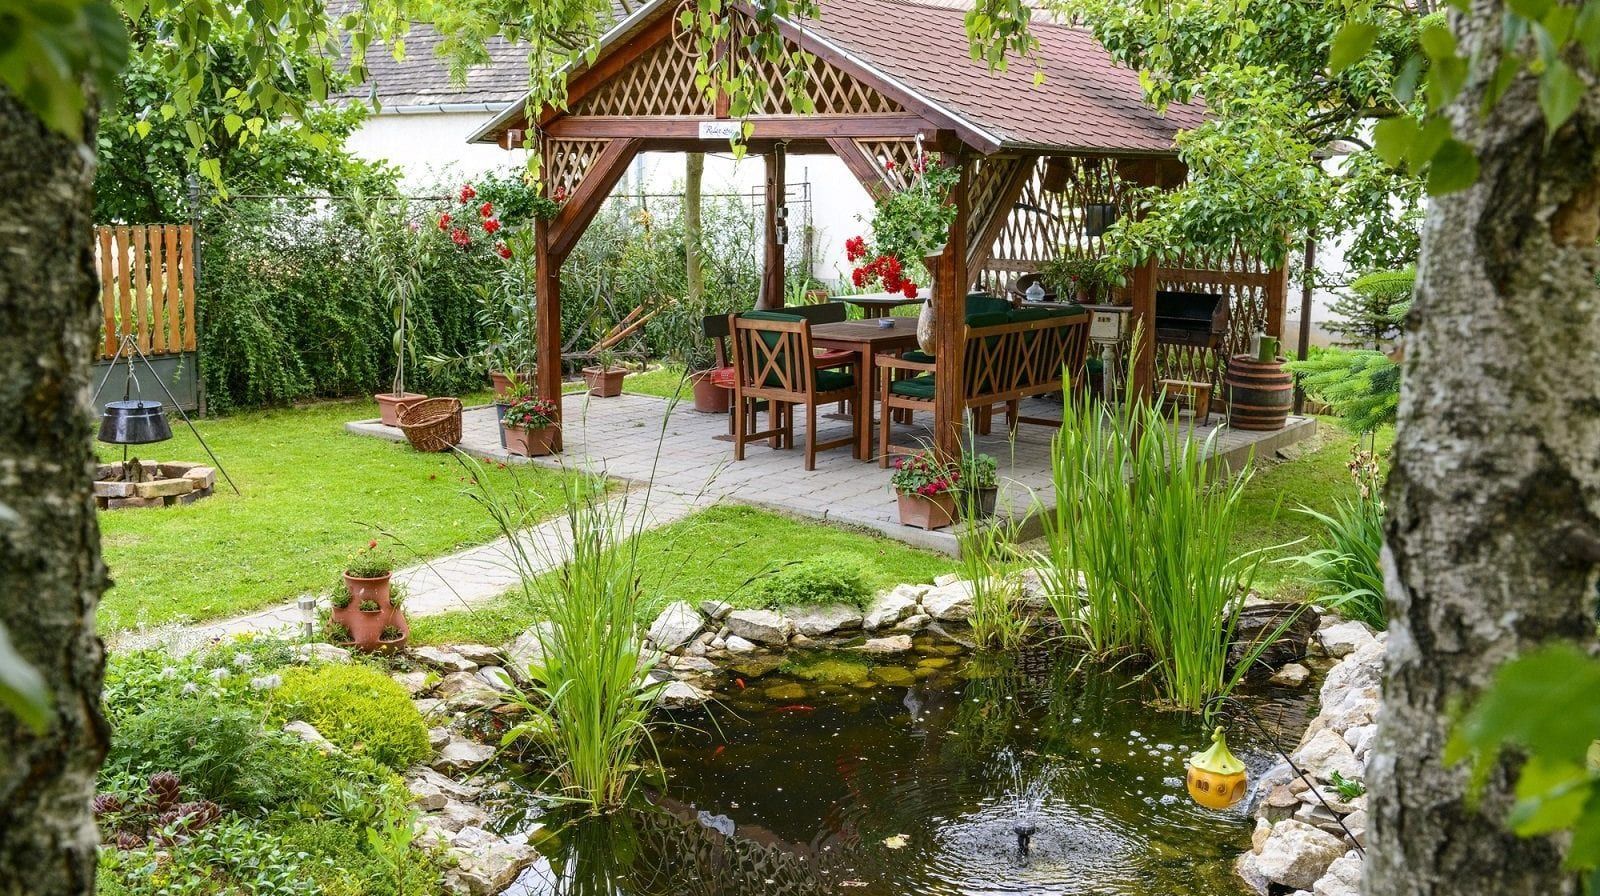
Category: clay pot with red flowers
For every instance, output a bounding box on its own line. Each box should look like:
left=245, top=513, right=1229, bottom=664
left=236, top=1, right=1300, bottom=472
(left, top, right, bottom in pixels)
left=888, top=450, right=961, bottom=530
left=329, top=542, right=410, bottom=653
left=502, top=396, right=560, bottom=457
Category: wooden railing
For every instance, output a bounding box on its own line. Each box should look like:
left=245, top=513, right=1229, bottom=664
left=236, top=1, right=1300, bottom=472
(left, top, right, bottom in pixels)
left=95, top=224, right=197, bottom=359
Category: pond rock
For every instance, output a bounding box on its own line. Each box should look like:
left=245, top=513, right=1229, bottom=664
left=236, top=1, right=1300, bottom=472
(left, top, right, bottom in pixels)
left=699, top=599, right=733, bottom=620
left=1228, top=602, right=1316, bottom=677
left=725, top=609, right=793, bottom=646
left=893, top=613, right=931, bottom=633
left=724, top=634, right=758, bottom=653
left=444, top=827, right=536, bottom=896
left=428, top=727, right=452, bottom=750
left=870, top=665, right=917, bottom=687
left=729, top=654, right=785, bottom=678
left=293, top=643, right=351, bottom=664
left=658, top=680, right=710, bottom=708
left=393, top=671, right=435, bottom=697
left=432, top=735, right=496, bottom=772
left=1269, top=663, right=1311, bottom=688
left=406, top=766, right=482, bottom=802
left=1311, top=850, right=1363, bottom=896
left=1253, top=819, right=1345, bottom=890
left=788, top=603, right=864, bottom=637
left=647, top=601, right=705, bottom=651
left=790, top=656, right=871, bottom=686
left=1292, top=728, right=1364, bottom=783
left=452, top=644, right=504, bottom=666
left=856, top=634, right=914, bottom=655
left=413, top=647, right=478, bottom=673
left=863, top=586, right=921, bottom=630
left=666, top=654, right=718, bottom=675
left=504, top=623, right=554, bottom=681
left=1314, top=620, right=1378, bottom=658
left=436, top=672, right=502, bottom=712
left=283, top=721, right=338, bottom=754
left=764, top=682, right=809, bottom=701
left=922, top=581, right=974, bottom=622
left=476, top=666, right=515, bottom=692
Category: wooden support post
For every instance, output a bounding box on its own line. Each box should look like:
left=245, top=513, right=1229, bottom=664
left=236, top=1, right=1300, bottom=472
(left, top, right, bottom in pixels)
left=932, top=157, right=971, bottom=460
left=760, top=147, right=787, bottom=309
left=1264, top=251, right=1290, bottom=340
left=534, top=217, right=564, bottom=453
left=1294, top=237, right=1315, bottom=414
left=1129, top=257, right=1157, bottom=403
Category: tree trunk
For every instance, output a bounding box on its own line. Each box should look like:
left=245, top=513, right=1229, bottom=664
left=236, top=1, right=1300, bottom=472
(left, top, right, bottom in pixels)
left=1366, top=5, right=1600, bottom=894
left=0, top=87, right=110, bottom=895
left=685, top=152, right=704, bottom=306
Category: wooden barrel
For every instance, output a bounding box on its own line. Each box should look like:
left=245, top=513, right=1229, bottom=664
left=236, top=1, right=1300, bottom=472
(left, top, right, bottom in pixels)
left=1225, top=354, right=1293, bottom=431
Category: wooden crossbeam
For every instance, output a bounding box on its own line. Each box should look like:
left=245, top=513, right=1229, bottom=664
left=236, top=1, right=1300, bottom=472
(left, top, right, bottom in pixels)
left=548, top=137, right=643, bottom=262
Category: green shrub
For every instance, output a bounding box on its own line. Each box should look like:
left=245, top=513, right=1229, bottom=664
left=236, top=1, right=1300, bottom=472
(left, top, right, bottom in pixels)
left=272, top=665, right=430, bottom=770
left=99, top=818, right=324, bottom=896
left=760, top=553, right=871, bottom=609
left=105, top=697, right=337, bottom=811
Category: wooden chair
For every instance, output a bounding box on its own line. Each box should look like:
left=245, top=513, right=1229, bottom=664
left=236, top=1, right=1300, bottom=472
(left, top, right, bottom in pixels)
left=729, top=311, right=860, bottom=471
left=704, top=304, right=852, bottom=429
left=875, top=308, right=1091, bottom=465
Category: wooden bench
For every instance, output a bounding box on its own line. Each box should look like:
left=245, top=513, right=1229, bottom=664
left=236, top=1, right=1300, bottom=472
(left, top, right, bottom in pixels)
left=874, top=307, right=1091, bottom=464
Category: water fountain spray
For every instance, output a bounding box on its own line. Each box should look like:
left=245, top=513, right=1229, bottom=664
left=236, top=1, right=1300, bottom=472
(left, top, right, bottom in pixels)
left=999, top=748, right=1055, bottom=860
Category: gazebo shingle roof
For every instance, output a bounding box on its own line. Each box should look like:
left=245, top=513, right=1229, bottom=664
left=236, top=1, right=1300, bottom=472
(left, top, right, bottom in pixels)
left=803, top=0, right=1203, bottom=154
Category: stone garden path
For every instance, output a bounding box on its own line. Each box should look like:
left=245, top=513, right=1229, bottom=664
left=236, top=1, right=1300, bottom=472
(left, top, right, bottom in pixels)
left=110, top=487, right=707, bottom=654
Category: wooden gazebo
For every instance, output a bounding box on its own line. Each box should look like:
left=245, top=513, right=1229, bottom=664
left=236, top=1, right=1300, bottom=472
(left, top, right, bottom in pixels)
left=471, top=0, right=1288, bottom=457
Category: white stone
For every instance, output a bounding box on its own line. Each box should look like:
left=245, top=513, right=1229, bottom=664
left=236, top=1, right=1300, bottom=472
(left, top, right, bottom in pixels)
left=667, top=654, right=718, bottom=675
left=428, top=727, right=451, bottom=750
left=283, top=721, right=337, bottom=753
left=394, top=670, right=434, bottom=696
left=407, top=776, right=450, bottom=811
left=1312, top=850, right=1364, bottom=896
left=293, top=643, right=351, bottom=663
left=476, top=666, right=515, bottom=692
left=893, top=613, right=931, bottom=632
left=427, top=799, right=489, bottom=833
left=1341, top=810, right=1369, bottom=847
left=647, top=601, right=705, bottom=651
left=504, top=623, right=554, bottom=681
left=1234, top=851, right=1270, bottom=896
left=699, top=599, right=733, bottom=620
left=855, top=634, right=913, bottom=655
left=657, top=680, right=710, bottom=708
left=1270, top=663, right=1311, bottom=688
left=934, top=573, right=961, bottom=587
left=412, top=646, right=478, bottom=673
left=786, top=603, right=864, bottom=637
left=406, top=766, right=481, bottom=802
left=922, top=581, right=975, bottom=622
left=443, top=828, right=536, bottom=896
left=1254, top=820, right=1346, bottom=890
left=1316, top=620, right=1378, bottom=659
left=452, top=644, right=504, bottom=666
left=1344, top=724, right=1378, bottom=760
left=725, top=609, right=792, bottom=645
left=432, top=736, right=496, bottom=772
left=436, top=672, right=502, bottom=711
left=1292, top=728, right=1365, bottom=783
left=863, top=586, right=921, bottom=630
left=723, top=634, right=757, bottom=653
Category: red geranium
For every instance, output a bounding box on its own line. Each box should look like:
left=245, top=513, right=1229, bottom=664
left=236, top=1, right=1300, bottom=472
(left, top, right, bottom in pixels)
left=451, top=227, right=470, bottom=248
left=483, top=217, right=501, bottom=234
left=459, top=184, right=477, bottom=202
left=437, top=213, right=451, bottom=231
left=494, top=242, right=513, bottom=260
left=478, top=201, right=494, bottom=218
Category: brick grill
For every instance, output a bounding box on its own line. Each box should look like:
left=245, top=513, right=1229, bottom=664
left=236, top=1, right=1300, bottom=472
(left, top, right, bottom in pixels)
left=93, top=460, right=217, bottom=510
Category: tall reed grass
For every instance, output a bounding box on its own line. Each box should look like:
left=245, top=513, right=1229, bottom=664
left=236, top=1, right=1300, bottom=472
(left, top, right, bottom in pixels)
left=1289, top=449, right=1387, bottom=629
left=467, top=468, right=661, bottom=811
left=956, top=477, right=1032, bottom=651
left=1039, top=364, right=1288, bottom=711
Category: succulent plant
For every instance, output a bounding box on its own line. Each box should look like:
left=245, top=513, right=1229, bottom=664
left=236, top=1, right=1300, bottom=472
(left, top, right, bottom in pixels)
left=114, top=831, right=146, bottom=851
left=147, top=771, right=182, bottom=810
left=92, top=793, right=123, bottom=818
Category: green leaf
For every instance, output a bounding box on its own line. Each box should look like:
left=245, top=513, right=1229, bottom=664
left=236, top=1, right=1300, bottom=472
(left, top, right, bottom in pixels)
left=1373, top=116, right=1420, bottom=168
left=1509, top=0, right=1555, bottom=21
left=1426, top=138, right=1480, bottom=194
left=1538, top=59, right=1585, bottom=136
left=0, top=618, right=51, bottom=734
left=1419, top=22, right=1459, bottom=58
left=1330, top=22, right=1380, bottom=73
left=1450, top=644, right=1600, bottom=766
left=1509, top=755, right=1593, bottom=835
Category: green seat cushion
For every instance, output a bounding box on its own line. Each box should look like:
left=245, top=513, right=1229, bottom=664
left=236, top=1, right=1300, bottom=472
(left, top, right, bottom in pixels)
left=901, top=350, right=935, bottom=364
left=888, top=374, right=937, bottom=399
left=1009, top=304, right=1088, bottom=324
left=815, top=368, right=855, bottom=392
left=965, top=293, right=1011, bottom=316
left=965, top=311, right=1010, bottom=329
left=740, top=310, right=804, bottom=323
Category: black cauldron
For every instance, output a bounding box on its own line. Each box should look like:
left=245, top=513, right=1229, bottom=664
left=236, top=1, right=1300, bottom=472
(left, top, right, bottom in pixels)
left=98, top=400, right=173, bottom=445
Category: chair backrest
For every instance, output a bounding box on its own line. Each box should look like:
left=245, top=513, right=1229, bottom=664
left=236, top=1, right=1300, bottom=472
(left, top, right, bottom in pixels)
left=787, top=302, right=847, bottom=325
left=704, top=303, right=842, bottom=368
left=729, top=311, right=815, bottom=397
left=961, top=310, right=1091, bottom=401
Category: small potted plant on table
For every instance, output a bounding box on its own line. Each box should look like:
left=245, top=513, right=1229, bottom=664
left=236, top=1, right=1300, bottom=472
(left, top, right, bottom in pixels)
left=582, top=348, right=629, bottom=397
left=959, top=452, right=999, bottom=518
left=889, top=450, right=961, bottom=530
left=502, top=396, right=560, bottom=457
left=1039, top=253, right=1124, bottom=304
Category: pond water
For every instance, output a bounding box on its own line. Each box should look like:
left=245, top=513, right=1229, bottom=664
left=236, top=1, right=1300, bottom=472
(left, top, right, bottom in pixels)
left=499, top=640, right=1308, bottom=896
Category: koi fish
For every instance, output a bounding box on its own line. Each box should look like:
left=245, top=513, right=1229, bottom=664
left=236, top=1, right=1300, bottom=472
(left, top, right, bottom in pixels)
left=734, top=678, right=746, bottom=690
left=711, top=745, right=725, bottom=759
left=773, top=704, right=815, bottom=713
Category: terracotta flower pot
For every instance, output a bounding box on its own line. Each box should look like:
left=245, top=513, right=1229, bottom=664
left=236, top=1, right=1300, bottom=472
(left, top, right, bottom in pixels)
left=690, top=371, right=730, bottom=413
left=897, top=491, right=957, bottom=530
left=374, top=392, right=427, bottom=426
left=489, top=369, right=534, bottom=400
left=376, top=610, right=411, bottom=653
left=582, top=366, right=627, bottom=397
left=345, top=606, right=387, bottom=649
left=504, top=423, right=558, bottom=457
left=343, top=572, right=391, bottom=606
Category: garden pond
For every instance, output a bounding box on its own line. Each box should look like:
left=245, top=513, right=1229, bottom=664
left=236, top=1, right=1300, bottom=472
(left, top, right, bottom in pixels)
left=494, top=640, right=1312, bottom=896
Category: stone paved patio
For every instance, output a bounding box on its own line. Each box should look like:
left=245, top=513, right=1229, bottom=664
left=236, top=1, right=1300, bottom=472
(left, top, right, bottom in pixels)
left=348, top=390, right=1317, bottom=553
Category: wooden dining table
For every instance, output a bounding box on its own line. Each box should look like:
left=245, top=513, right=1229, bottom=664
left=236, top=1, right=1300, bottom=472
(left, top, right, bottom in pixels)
left=831, top=290, right=928, bottom=318
left=811, top=319, right=921, bottom=460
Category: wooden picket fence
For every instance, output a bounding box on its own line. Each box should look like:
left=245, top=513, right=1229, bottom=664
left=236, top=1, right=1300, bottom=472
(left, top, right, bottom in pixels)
left=95, top=224, right=197, bottom=359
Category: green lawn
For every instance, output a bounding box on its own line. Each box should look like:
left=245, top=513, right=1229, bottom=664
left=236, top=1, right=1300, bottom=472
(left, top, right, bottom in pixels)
left=98, top=396, right=572, bottom=633
left=622, top=363, right=690, bottom=399
left=1231, top=422, right=1392, bottom=599
left=409, top=504, right=957, bottom=645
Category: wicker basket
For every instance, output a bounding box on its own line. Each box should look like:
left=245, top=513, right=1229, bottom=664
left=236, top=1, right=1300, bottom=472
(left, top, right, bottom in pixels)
left=397, top=397, right=462, bottom=452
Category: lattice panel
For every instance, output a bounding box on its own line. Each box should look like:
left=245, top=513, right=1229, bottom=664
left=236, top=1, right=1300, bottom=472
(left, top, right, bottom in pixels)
left=569, top=37, right=716, bottom=117
left=855, top=139, right=921, bottom=191
left=979, top=155, right=1129, bottom=293
left=967, top=155, right=1025, bottom=248
left=735, top=16, right=904, bottom=116
left=544, top=139, right=612, bottom=196
left=1153, top=248, right=1274, bottom=395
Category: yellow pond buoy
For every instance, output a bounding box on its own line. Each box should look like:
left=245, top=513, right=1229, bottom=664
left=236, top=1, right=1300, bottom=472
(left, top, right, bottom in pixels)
left=1186, top=726, right=1248, bottom=810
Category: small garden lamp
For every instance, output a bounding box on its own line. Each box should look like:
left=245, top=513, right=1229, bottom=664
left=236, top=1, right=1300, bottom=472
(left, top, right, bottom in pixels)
left=297, top=596, right=318, bottom=641
left=1186, top=726, right=1248, bottom=810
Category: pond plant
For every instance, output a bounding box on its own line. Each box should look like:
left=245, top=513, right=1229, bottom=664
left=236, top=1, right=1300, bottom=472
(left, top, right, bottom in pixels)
left=956, top=487, right=1031, bottom=651
left=467, top=466, right=662, bottom=810
left=1288, top=447, right=1387, bottom=630
left=1040, top=345, right=1292, bottom=711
